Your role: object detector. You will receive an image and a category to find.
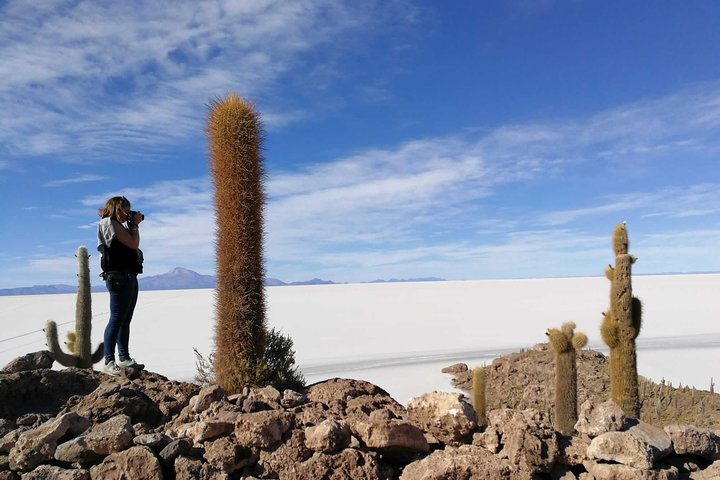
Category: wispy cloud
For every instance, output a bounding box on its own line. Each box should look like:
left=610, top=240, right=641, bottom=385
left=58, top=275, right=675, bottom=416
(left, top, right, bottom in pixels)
left=0, top=0, right=410, bottom=162
left=44, top=174, right=106, bottom=188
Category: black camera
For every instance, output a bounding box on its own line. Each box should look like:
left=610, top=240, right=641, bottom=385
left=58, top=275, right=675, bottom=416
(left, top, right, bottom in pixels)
left=127, top=210, right=145, bottom=227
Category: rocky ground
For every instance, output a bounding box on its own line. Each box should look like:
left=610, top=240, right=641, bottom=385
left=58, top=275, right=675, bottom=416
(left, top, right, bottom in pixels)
left=444, top=343, right=720, bottom=428
left=0, top=349, right=718, bottom=479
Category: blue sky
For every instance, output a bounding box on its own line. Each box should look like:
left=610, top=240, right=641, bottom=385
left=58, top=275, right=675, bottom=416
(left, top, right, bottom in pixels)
left=2, top=1, right=720, bottom=289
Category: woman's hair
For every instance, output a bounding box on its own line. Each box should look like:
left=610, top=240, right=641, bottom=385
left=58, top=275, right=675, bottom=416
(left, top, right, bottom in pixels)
left=98, top=196, right=131, bottom=221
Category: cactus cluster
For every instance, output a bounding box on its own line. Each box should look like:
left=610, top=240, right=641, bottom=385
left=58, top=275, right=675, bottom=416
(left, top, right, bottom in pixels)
left=546, top=321, right=587, bottom=435
left=45, top=246, right=104, bottom=368
left=600, top=222, right=642, bottom=417
left=207, top=93, right=268, bottom=393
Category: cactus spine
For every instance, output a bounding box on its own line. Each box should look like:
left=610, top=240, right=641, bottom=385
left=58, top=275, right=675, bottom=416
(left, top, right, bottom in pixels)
left=472, top=366, right=487, bottom=426
left=208, top=94, right=267, bottom=393
left=600, top=222, right=642, bottom=417
left=45, top=246, right=104, bottom=368
left=547, top=322, right=587, bottom=435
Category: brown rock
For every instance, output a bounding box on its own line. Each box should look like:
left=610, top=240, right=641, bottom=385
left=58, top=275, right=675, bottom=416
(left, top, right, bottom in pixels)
left=353, top=419, right=429, bottom=453
left=281, top=389, right=307, bottom=408
left=293, top=448, right=387, bottom=480
left=1, top=351, right=54, bottom=374
left=664, top=424, right=720, bottom=460
left=306, top=378, right=389, bottom=405
left=400, top=445, right=513, bottom=479
left=487, top=408, right=558, bottom=474
left=234, top=411, right=294, bottom=448
left=9, top=412, right=90, bottom=471
left=20, top=465, right=90, bottom=479
left=587, top=431, right=655, bottom=469
left=304, top=419, right=351, bottom=453
left=406, top=392, right=477, bottom=444
left=203, top=436, right=256, bottom=473
left=191, top=385, right=225, bottom=413
left=583, top=460, right=679, bottom=479
left=440, top=363, right=468, bottom=374
left=575, top=399, right=627, bottom=437
left=89, top=445, right=163, bottom=480
left=133, top=432, right=171, bottom=448
left=690, top=460, right=720, bottom=480
left=256, top=429, right=313, bottom=479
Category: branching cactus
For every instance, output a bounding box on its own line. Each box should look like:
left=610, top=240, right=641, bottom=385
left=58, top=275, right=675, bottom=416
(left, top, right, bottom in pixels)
left=208, top=93, right=268, bottom=393
left=546, top=321, right=587, bottom=435
left=600, top=222, right=642, bottom=417
left=45, top=246, right=104, bottom=368
left=472, top=365, right=487, bottom=426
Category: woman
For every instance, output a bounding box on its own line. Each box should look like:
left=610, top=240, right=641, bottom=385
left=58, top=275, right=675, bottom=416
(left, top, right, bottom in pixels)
left=97, top=196, right=144, bottom=375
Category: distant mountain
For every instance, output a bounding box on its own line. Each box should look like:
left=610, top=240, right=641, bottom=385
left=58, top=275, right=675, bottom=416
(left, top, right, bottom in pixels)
left=0, top=284, right=77, bottom=296
left=366, top=277, right=446, bottom=283
left=140, top=267, right=216, bottom=291
left=0, top=269, right=447, bottom=296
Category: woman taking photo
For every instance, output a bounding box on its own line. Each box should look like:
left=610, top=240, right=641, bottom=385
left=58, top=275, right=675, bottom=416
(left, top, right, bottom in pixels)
left=97, top=196, right=144, bottom=376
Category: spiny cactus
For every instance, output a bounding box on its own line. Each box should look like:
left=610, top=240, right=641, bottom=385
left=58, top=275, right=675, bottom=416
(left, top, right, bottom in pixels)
left=45, top=246, right=104, bottom=368
left=472, top=365, right=487, bottom=426
left=600, top=222, right=642, bottom=417
left=546, top=321, right=587, bottom=435
left=207, top=93, right=268, bottom=393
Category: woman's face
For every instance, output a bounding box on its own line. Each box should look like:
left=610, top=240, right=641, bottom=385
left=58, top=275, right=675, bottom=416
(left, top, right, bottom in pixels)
left=118, top=205, right=131, bottom=223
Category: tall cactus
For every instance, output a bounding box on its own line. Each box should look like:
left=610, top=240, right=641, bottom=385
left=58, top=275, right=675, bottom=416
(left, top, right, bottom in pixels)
left=207, top=93, right=267, bottom=393
left=45, top=246, right=104, bottom=368
left=472, top=365, right=487, bottom=427
left=546, top=321, right=587, bottom=435
left=600, top=222, right=642, bottom=417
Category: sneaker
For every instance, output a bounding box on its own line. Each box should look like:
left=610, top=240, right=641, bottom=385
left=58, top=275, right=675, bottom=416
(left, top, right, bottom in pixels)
left=118, top=358, right=144, bottom=370
left=102, top=361, right=121, bottom=376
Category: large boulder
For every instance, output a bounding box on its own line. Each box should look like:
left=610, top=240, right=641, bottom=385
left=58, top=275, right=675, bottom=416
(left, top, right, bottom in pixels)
left=21, top=465, right=90, bottom=479
left=234, top=411, right=294, bottom=448
left=304, top=419, right=351, bottom=453
left=664, top=424, right=720, bottom=461
left=293, top=448, right=388, bottom=480
left=1, top=351, right=54, bottom=374
left=306, top=378, right=389, bottom=405
left=353, top=417, right=429, bottom=453
left=406, top=392, right=477, bottom=444
left=583, top=460, right=679, bottom=480
left=690, top=460, right=720, bottom=480
left=55, top=415, right=134, bottom=465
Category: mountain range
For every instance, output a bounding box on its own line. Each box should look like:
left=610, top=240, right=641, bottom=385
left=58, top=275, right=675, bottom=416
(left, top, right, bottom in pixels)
left=0, top=268, right=446, bottom=296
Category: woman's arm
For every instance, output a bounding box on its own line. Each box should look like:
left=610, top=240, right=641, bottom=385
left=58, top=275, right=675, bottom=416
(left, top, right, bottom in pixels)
left=111, top=218, right=141, bottom=250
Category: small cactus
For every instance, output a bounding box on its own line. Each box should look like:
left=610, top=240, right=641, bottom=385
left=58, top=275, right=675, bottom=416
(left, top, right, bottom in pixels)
left=45, top=246, right=104, bottom=368
left=472, top=366, right=487, bottom=426
left=601, top=222, right=642, bottom=417
left=547, top=321, right=587, bottom=435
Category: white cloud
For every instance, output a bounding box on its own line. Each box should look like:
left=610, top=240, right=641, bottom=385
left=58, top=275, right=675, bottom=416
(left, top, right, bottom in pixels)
left=0, top=0, right=409, bottom=162
left=44, top=174, right=106, bottom=187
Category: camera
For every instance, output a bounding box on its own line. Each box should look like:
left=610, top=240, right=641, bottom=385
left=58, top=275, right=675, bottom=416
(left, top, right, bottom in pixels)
left=127, top=210, right=145, bottom=227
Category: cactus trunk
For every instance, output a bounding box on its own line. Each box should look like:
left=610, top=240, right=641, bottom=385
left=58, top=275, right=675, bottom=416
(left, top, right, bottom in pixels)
left=547, top=322, right=587, bottom=436
left=602, top=223, right=641, bottom=418
left=208, top=94, right=267, bottom=393
left=45, top=246, right=104, bottom=368
left=472, top=366, right=487, bottom=426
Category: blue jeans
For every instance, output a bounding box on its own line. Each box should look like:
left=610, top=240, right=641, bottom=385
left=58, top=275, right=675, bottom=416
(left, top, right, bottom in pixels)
left=103, top=272, right=139, bottom=364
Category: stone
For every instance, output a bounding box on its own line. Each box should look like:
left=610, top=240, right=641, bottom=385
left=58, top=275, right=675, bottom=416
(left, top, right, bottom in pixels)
left=250, top=385, right=282, bottom=404
left=16, top=414, right=54, bottom=428
left=133, top=432, right=171, bottom=448
left=203, top=436, right=256, bottom=473
left=690, top=460, right=720, bottom=480
left=587, top=431, right=655, bottom=469
left=293, top=448, right=387, bottom=480
left=575, top=399, right=627, bottom=438
left=234, top=411, right=294, bottom=448
left=0, top=419, right=16, bottom=438
left=9, top=412, right=90, bottom=471
left=558, top=434, right=591, bottom=466
left=488, top=408, right=558, bottom=474
left=0, top=428, right=28, bottom=454
left=306, top=378, right=388, bottom=405
left=400, top=445, right=513, bottom=479
left=159, top=438, right=192, bottom=465
left=191, top=385, right=225, bottom=413
left=1, top=351, right=54, bottom=373
left=353, top=418, right=429, bottom=453
left=281, top=389, right=307, bottom=408
left=583, top=460, right=679, bottom=480
left=89, top=445, right=163, bottom=479
left=664, top=424, right=720, bottom=460
left=440, top=363, right=468, bottom=374
left=21, top=465, right=91, bottom=479
left=304, top=419, right=351, bottom=453
left=406, top=392, right=477, bottom=444
left=184, top=418, right=237, bottom=443
left=256, top=429, right=313, bottom=479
